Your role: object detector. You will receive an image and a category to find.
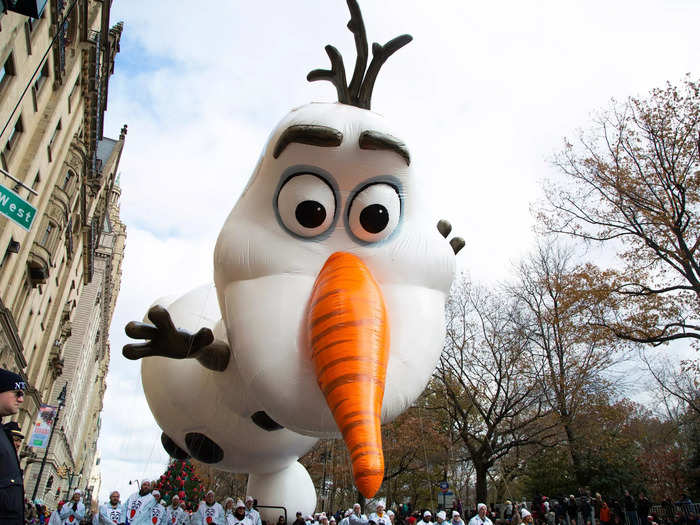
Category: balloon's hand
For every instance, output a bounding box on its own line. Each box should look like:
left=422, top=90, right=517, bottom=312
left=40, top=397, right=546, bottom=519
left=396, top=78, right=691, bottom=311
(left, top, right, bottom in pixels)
left=123, top=305, right=230, bottom=371
left=437, top=219, right=465, bottom=255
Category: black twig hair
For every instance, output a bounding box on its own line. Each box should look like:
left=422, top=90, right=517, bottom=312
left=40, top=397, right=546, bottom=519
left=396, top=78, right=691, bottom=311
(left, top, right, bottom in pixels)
left=307, top=0, right=412, bottom=110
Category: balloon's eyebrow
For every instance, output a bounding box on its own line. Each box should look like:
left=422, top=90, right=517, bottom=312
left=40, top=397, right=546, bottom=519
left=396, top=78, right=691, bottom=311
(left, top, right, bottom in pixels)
left=273, top=125, right=343, bottom=158
left=359, top=130, right=410, bottom=165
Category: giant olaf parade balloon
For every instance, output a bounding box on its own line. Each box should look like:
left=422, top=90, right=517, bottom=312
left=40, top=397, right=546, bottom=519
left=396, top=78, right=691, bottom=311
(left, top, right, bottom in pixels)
left=124, top=0, right=462, bottom=514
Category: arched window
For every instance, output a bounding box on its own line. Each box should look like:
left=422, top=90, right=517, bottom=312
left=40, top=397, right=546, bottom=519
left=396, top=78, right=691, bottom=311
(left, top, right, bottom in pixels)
left=46, top=475, right=54, bottom=491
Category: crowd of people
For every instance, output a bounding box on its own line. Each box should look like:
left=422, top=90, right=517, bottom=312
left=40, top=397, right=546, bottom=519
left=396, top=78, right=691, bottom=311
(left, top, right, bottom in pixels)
left=8, top=488, right=700, bottom=525
left=2, top=367, right=698, bottom=525
left=15, top=481, right=267, bottom=525
left=466, top=492, right=698, bottom=525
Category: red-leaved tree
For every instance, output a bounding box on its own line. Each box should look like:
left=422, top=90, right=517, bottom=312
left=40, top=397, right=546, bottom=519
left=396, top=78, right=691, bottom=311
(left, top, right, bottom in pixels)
left=154, top=459, right=205, bottom=510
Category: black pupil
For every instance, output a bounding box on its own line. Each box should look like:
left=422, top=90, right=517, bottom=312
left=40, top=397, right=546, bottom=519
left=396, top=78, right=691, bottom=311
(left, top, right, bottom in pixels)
left=360, top=204, right=389, bottom=234
left=295, top=200, right=326, bottom=229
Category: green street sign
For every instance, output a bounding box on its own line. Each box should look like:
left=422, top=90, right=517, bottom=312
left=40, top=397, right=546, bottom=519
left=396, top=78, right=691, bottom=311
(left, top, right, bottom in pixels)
left=0, top=182, right=36, bottom=231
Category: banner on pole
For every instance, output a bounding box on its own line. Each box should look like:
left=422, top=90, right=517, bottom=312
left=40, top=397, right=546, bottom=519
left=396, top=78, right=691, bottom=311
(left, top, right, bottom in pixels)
left=29, top=404, right=57, bottom=449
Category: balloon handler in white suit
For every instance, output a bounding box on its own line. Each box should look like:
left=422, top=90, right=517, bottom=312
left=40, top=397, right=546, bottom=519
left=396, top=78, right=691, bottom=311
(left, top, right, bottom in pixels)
left=60, top=490, right=86, bottom=525
left=97, top=491, right=125, bottom=525
left=123, top=0, right=462, bottom=518
left=124, top=481, right=156, bottom=525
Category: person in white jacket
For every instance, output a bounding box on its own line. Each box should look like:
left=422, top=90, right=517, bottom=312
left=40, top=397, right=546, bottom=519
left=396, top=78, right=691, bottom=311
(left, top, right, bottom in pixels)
left=60, top=490, right=86, bottom=525
left=369, top=502, right=390, bottom=525
left=48, top=502, right=65, bottom=525
left=150, top=491, right=167, bottom=525
left=197, top=492, right=225, bottom=525
left=98, top=491, right=125, bottom=525
left=468, top=505, right=492, bottom=525
left=226, top=500, right=252, bottom=525
left=349, top=505, right=368, bottom=525
left=449, top=512, right=464, bottom=525
left=223, top=499, right=235, bottom=522
left=124, top=480, right=156, bottom=525
left=166, top=495, right=187, bottom=525
left=244, top=497, right=261, bottom=525
left=417, top=511, right=432, bottom=525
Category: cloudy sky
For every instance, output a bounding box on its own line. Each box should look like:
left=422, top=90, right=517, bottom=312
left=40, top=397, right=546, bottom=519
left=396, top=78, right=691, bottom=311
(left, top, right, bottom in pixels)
left=96, top=0, right=699, bottom=503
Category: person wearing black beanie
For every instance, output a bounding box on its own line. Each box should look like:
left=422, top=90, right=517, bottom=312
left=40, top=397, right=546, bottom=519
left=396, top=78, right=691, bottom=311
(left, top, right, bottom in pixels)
left=0, top=367, right=26, bottom=525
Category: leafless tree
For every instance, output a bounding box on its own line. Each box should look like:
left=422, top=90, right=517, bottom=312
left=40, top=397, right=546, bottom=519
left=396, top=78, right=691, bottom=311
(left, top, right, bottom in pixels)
left=640, top=351, right=700, bottom=417
left=430, top=276, right=557, bottom=503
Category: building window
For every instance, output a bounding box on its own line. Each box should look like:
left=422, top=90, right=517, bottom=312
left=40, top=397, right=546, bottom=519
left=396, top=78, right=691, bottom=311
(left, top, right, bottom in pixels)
left=4, top=117, right=23, bottom=153
left=0, top=237, right=20, bottom=267
left=67, top=77, right=79, bottom=114
left=13, top=280, right=31, bottom=321
left=2, top=116, right=24, bottom=168
left=34, top=60, right=49, bottom=95
left=42, top=297, right=52, bottom=329
left=46, top=120, right=61, bottom=162
left=25, top=23, right=32, bottom=56
left=24, top=15, right=42, bottom=55
left=62, top=170, right=73, bottom=191
left=39, top=222, right=54, bottom=247
left=27, top=172, right=40, bottom=203
left=0, top=53, right=16, bottom=91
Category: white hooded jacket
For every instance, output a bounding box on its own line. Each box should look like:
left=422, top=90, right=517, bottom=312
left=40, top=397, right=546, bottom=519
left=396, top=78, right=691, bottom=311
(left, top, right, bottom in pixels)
left=98, top=502, right=125, bottom=525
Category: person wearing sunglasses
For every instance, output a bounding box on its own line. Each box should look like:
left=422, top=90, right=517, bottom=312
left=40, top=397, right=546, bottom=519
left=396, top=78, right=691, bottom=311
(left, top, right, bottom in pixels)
left=0, top=368, right=27, bottom=525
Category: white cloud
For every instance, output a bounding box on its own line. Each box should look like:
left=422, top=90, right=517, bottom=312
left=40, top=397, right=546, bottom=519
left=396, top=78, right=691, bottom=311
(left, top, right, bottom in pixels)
left=96, top=0, right=700, bottom=502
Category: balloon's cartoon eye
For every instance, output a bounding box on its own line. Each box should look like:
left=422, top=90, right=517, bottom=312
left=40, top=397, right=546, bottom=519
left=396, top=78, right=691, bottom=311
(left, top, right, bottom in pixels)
left=347, top=183, right=401, bottom=243
left=276, top=173, right=336, bottom=238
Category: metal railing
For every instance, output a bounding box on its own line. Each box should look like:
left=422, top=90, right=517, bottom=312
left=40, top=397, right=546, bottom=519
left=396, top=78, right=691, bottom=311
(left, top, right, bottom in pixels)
left=649, top=504, right=700, bottom=522
left=257, top=505, right=288, bottom=525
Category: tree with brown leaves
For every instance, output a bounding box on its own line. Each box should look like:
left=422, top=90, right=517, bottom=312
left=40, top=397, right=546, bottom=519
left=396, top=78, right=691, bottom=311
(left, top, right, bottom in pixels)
left=509, top=242, right=628, bottom=485
left=537, top=76, right=700, bottom=348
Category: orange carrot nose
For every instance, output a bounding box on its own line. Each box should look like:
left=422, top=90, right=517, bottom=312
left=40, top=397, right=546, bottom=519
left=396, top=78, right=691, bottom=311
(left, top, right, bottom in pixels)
left=307, top=252, right=389, bottom=499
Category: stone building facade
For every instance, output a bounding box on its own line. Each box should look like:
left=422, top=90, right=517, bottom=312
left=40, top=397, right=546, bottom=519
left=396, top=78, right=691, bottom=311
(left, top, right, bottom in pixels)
left=0, top=0, right=125, bottom=508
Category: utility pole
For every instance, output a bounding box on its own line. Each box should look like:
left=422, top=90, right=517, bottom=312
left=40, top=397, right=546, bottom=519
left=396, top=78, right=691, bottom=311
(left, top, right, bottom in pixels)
left=32, top=383, right=67, bottom=501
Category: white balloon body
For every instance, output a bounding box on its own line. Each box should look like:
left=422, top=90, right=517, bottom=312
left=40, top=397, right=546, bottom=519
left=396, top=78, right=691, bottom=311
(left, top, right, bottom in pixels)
left=141, top=286, right=318, bottom=514
left=247, top=462, right=316, bottom=523
left=138, top=102, right=456, bottom=510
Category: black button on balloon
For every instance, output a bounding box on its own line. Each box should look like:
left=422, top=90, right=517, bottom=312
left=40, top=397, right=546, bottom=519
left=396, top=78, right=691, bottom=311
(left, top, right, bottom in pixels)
left=295, top=200, right=327, bottom=228
left=360, top=204, right=389, bottom=233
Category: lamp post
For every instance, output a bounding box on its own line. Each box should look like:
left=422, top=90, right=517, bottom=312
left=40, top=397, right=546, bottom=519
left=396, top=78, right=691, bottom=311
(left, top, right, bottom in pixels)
left=31, top=382, right=67, bottom=501
left=65, top=469, right=82, bottom=500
